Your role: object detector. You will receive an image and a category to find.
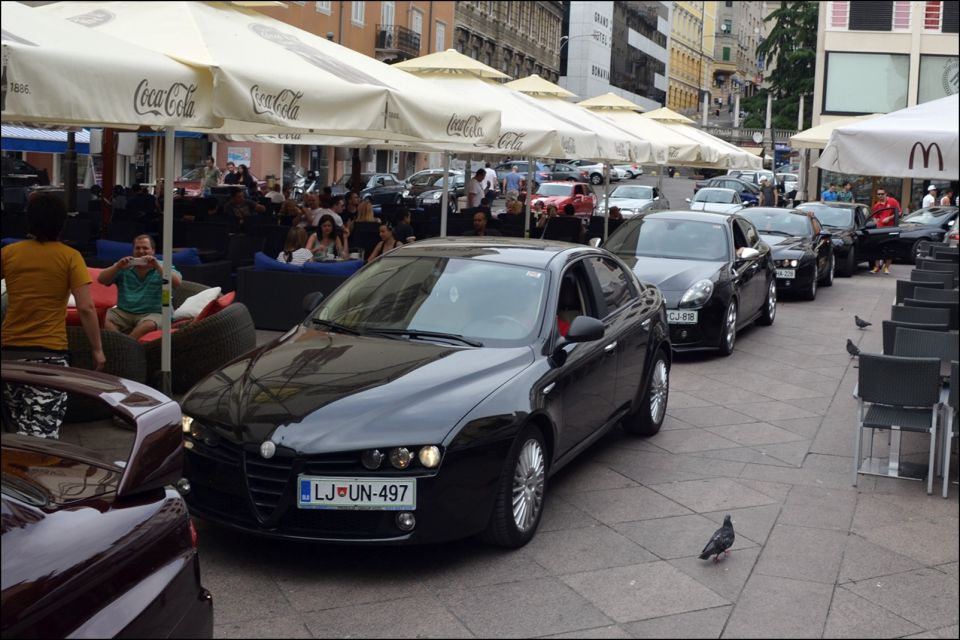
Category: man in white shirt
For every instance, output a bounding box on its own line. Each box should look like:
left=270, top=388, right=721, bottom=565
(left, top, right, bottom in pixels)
left=482, top=162, right=499, bottom=204
left=922, top=184, right=937, bottom=208
left=319, top=195, right=346, bottom=227
left=300, top=193, right=324, bottom=227
left=467, top=169, right=486, bottom=211
left=265, top=184, right=285, bottom=204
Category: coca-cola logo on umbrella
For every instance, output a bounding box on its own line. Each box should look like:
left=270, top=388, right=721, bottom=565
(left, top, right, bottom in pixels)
left=66, top=9, right=116, bottom=28
left=446, top=114, right=484, bottom=139
left=134, top=80, right=198, bottom=119
left=250, top=85, right=303, bottom=121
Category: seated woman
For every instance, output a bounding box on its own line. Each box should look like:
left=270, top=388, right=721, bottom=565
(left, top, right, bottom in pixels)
left=306, top=214, right=349, bottom=261
left=536, top=203, right=559, bottom=229
left=366, top=223, right=403, bottom=262
left=277, top=226, right=313, bottom=266
left=355, top=199, right=380, bottom=224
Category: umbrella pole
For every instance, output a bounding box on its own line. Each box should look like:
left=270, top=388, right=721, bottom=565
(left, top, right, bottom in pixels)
left=440, top=152, right=450, bottom=237
left=160, top=127, right=175, bottom=397
left=603, top=163, right=611, bottom=241
left=525, top=157, right=535, bottom=238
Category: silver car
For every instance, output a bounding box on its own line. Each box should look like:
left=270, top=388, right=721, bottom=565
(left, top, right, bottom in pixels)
left=686, top=188, right=744, bottom=214
left=607, top=184, right=669, bottom=217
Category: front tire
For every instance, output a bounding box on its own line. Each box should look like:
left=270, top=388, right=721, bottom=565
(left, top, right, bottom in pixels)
left=839, top=247, right=856, bottom=277
left=820, top=255, right=834, bottom=287
left=622, top=350, right=670, bottom=436
left=590, top=173, right=603, bottom=185
left=802, top=265, right=818, bottom=300
left=482, top=426, right=547, bottom=548
left=718, top=299, right=738, bottom=356
left=756, top=278, right=777, bottom=326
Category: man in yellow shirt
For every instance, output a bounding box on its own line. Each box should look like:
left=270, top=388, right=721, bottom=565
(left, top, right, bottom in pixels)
left=1, top=193, right=105, bottom=439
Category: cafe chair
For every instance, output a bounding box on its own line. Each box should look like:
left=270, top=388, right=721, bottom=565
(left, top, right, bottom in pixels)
left=910, top=270, right=955, bottom=289
left=896, top=280, right=945, bottom=304
left=892, top=327, right=958, bottom=375
left=853, top=353, right=942, bottom=495
left=913, top=287, right=960, bottom=303
left=943, top=361, right=958, bottom=498
left=881, top=319, right=948, bottom=354
left=932, top=246, right=958, bottom=261
left=890, top=304, right=951, bottom=326
left=904, top=298, right=959, bottom=331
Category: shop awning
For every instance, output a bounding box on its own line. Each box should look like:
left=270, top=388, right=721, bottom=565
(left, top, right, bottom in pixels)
left=1, top=126, right=90, bottom=154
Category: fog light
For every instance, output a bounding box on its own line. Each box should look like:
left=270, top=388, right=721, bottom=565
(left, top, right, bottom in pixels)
left=176, top=477, right=191, bottom=495
left=679, top=329, right=689, bottom=339
left=362, top=449, right=384, bottom=470
left=184, top=440, right=195, bottom=450
left=389, top=447, right=413, bottom=469
left=182, top=416, right=193, bottom=434
left=396, top=512, right=416, bottom=531
left=418, top=446, right=441, bottom=468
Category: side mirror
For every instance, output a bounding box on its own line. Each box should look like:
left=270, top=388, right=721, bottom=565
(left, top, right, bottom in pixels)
left=737, top=247, right=760, bottom=260
left=685, top=198, right=692, bottom=203
left=302, top=291, right=325, bottom=314
left=549, top=316, right=606, bottom=367
left=863, top=219, right=877, bottom=229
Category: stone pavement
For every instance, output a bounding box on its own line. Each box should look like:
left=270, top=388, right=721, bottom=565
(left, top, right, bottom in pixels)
left=63, top=260, right=959, bottom=638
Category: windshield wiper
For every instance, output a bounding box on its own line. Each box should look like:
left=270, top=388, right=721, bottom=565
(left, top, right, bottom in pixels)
left=761, top=230, right=794, bottom=236
left=309, top=318, right=362, bottom=335
left=371, top=329, right=483, bottom=347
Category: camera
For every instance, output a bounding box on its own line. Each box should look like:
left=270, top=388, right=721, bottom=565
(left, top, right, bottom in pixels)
left=130, top=257, right=148, bottom=266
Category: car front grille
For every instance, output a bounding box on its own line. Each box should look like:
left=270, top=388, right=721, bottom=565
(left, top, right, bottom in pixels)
left=244, top=452, right=294, bottom=519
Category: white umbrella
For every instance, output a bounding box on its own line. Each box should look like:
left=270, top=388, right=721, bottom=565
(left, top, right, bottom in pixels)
left=40, top=2, right=501, bottom=145
left=641, top=108, right=761, bottom=170
left=789, top=114, right=882, bottom=150
left=817, top=94, right=959, bottom=180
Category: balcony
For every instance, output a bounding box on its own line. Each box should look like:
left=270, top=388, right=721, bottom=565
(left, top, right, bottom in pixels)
left=375, top=24, right=421, bottom=63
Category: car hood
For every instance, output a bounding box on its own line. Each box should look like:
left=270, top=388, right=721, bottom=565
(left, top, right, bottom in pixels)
left=618, top=255, right=724, bottom=298
left=532, top=195, right=571, bottom=206
left=689, top=202, right=741, bottom=213
left=181, top=326, right=535, bottom=451
left=609, top=197, right=654, bottom=209
left=759, top=234, right=810, bottom=249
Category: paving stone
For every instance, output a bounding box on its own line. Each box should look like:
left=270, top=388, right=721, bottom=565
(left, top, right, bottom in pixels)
left=622, top=606, right=732, bottom=638
left=732, top=400, right=819, bottom=422
left=934, top=561, right=959, bottom=579
left=645, top=429, right=743, bottom=454
left=524, top=525, right=658, bottom=575
left=688, top=446, right=795, bottom=468
left=838, top=534, right=924, bottom=583
left=705, top=422, right=806, bottom=446
left=753, top=524, right=847, bottom=584
left=565, top=486, right=692, bottom=525
left=668, top=547, right=761, bottom=603
left=438, top=577, right=613, bottom=638
left=539, top=494, right=602, bottom=533
left=702, top=504, right=782, bottom=547
left=772, top=416, right=825, bottom=438
left=668, top=390, right=718, bottom=408
left=301, top=595, right=473, bottom=638
left=686, top=386, right=763, bottom=406
left=737, top=460, right=853, bottom=490
left=755, top=440, right=811, bottom=467
left=778, top=484, right=858, bottom=531
left=855, top=516, right=959, bottom=566
left=273, top=561, right=433, bottom=613
left=722, top=574, right=833, bottom=638
left=844, top=568, right=960, bottom=630
left=782, top=395, right=835, bottom=415
left=561, top=562, right=729, bottom=624
left=541, top=624, right=631, bottom=638
left=613, top=514, right=755, bottom=561
left=822, top=586, right=924, bottom=638
left=667, top=406, right=756, bottom=428
left=551, top=461, right=640, bottom=495
left=414, top=543, right=550, bottom=591
left=214, top=615, right=312, bottom=639
left=649, top=478, right=779, bottom=514
left=731, top=478, right=794, bottom=502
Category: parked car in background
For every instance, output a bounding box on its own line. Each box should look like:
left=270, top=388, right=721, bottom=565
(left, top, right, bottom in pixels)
left=180, top=237, right=672, bottom=547
left=531, top=181, right=597, bottom=216
left=602, top=210, right=776, bottom=355
left=865, top=206, right=959, bottom=264
left=795, top=201, right=872, bottom=276
left=686, top=188, right=744, bottom=214
left=402, top=169, right=464, bottom=211
left=176, top=166, right=266, bottom=197
left=1, top=156, right=50, bottom=188
left=777, top=172, right=799, bottom=204
left=547, top=163, right=590, bottom=182
left=738, top=207, right=835, bottom=300
left=1, top=363, right=213, bottom=639
left=607, top=184, right=670, bottom=217
left=494, top=160, right=551, bottom=192
left=562, top=160, right=622, bottom=186
left=947, top=216, right=959, bottom=247
left=694, top=176, right=760, bottom=207
left=333, top=172, right=407, bottom=206
left=614, top=164, right=644, bottom=179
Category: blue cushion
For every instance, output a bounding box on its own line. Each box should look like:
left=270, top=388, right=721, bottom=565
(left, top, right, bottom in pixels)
left=254, top=251, right=302, bottom=272
left=1, top=238, right=25, bottom=247
left=96, top=239, right=131, bottom=262
left=172, top=247, right=202, bottom=266
left=301, top=259, right=363, bottom=276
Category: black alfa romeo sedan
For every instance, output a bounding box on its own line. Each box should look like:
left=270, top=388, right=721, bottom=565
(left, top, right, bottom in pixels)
left=180, top=237, right=671, bottom=548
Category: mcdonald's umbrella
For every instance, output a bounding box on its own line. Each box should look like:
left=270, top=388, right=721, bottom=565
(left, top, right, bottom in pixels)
left=641, top=107, right=696, bottom=125
left=789, top=114, right=882, bottom=150
left=2, top=0, right=217, bottom=129
left=38, top=2, right=501, bottom=146
left=817, top=94, right=959, bottom=180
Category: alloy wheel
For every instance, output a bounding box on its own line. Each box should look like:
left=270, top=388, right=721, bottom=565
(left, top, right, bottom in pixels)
left=767, top=280, right=777, bottom=321
left=511, top=438, right=545, bottom=533
left=649, top=359, right=669, bottom=425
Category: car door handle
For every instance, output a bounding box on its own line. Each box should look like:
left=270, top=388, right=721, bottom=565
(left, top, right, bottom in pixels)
left=604, top=341, right=618, bottom=354
left=543, top=382, right=556, bottom=395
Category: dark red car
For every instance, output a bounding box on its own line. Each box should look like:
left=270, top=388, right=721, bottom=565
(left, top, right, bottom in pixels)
left=1, top=363, right=213, bottom=638
left=531, top=182, right=597, bottom=217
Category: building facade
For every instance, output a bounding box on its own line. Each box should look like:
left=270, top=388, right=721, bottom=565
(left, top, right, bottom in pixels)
left=453, top=1, right=564, bottom=81
left=560, top=1, right=671, bottom=108
left=811, top=0, right=959, bottom=207
left=712, top=0, right=764, bottom=114
left=668, top=1, right=708, bottom=116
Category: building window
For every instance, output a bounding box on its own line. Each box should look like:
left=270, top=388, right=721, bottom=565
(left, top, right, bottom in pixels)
left=722, top=47, right=731, bottom=61
left=411, top=8, right=423, bottom=39
left=925, top=1, right=943, bottom=30
left=892, top=1, right=912, bottom=30
left=849, top=1, right=893, bottom=31
left=436, top=21, right=446, bottom=52
left=919, top=55, right=960, bottom=103
left=945, top=1, right=960, bottom=32
left=315, top=1, right=331, bottom=14
left=824, top=52, right=909, bottom=113
left=381, top=1, right=394, bottom=27
left=351, top=1, right=364, bottom=26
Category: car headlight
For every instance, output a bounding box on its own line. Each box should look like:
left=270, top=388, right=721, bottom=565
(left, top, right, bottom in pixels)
left=777, top=259, right=799, bottom=268
left=428, top=191, right=442, bottom=200
left=619, top=209, right=635, bottom=216
left=679, top=279, right=714, bottom=308
left=389, top=447, right=413, bottom=469
left=418, top=446, right=441, bottom=468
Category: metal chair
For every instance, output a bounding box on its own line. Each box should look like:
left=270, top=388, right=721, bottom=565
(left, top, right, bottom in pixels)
left=892, top=327, right=958, bottom=375
left=854, top=353, right=942, bottom=495
left=896, top=280, right=945, bottom=304
left=881, top=319, right=949, bottom=354
left=916, top=258, right=959, bottom=279
left=932, top=246, right=958, bottom=261
left=913, top=287, right=959, bottom=303
left=943, top=361, right=958, bottom=498
left=910, top=269, right=955, bottom=289
left=904, top=298, right=959, bottom=331
left=890, top=304, right=951, bottom=326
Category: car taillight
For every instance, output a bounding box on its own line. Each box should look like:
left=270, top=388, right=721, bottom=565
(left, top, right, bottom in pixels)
left=189, top=519, right=199, bottom=548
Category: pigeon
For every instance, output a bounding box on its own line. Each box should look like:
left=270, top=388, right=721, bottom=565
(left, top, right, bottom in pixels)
left=854, top=315, right=872, bottom=329
left=846, top=338, right=861, bottom=358
left=700, top=515, right=735, bottom=562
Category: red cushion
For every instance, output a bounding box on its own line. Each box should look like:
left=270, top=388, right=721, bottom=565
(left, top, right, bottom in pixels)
left=194, top=291, right=235, bottom=323
left=136, top=320, right=191, bottom=345
left=65, top=268, right=116, bottom=326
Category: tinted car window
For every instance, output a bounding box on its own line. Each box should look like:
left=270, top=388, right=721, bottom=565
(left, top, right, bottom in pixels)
left=586, top=257, right=636, bottom=315
left=606, top=218, right=730, bottom=262
left=737, top=219, right=760, bottom=247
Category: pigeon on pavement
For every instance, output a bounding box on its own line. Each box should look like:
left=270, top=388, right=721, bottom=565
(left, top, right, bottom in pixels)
left=846, top=338, right=861, bottom=358
left=854, top=315, right=872, bottom=329
left=699, top=515, right=735, bottom=562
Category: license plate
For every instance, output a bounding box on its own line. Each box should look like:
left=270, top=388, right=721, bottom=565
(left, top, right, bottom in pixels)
left=297, top=476, right=416, bottom=510
left=776, top=269, right=796, bottom=279
left=667, top=310, right=698, bottom=324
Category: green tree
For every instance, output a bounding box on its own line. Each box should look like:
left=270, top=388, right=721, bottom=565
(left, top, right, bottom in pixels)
left=744, top=1, right=818, bottom=131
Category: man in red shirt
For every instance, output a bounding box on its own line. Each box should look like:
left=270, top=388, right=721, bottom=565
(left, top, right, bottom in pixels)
left=871, top=188, right=900, bottom=273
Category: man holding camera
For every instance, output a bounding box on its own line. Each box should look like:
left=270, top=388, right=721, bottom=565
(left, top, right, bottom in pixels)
left=98, top=234, right=181, bottom=339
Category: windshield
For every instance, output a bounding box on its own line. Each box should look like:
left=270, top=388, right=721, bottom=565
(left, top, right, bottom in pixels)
left=606, top=218, right=730, bottom=261
left=611, top=186, right=654, bottom=200
left=777, top=173, right=798, bottom=182
left=536, top=184, right=574, bottom=197
left=740, top=210, right=812, bottom=236
left=336, top=173, right=372, bottom=186
left=179, top=167, right=202, bottom=180
left=798, top=205, right=852, bottom=227
left=694, top=189, right=736, bottom=204
left=902, top=208, right=953, bottom=225
left=409, top=173, right=441, bottom=187
left=312, top=256, right=548, bottom=344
